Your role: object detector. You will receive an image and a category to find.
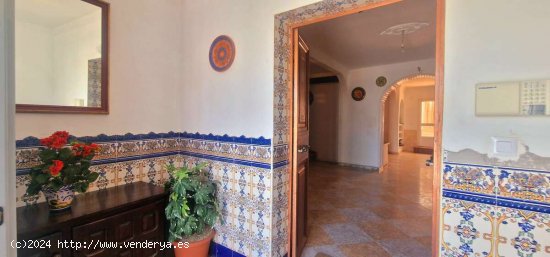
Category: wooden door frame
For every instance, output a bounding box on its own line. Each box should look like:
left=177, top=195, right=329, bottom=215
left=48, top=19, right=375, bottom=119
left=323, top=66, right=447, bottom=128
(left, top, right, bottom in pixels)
left=284, top=0, right=445, bottom=256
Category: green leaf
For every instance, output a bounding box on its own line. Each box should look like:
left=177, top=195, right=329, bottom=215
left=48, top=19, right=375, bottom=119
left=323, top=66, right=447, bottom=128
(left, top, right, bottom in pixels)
left=58, top=148, right=72, bottom=161
left=87, top=172, right=99, bottom=183
left=35, top=173, right=50, bottom=184
left=39, top=149, right=57, bottom=162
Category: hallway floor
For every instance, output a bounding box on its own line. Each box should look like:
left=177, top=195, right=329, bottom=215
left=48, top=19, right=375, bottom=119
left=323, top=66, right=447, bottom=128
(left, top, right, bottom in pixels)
left=302, top=152, right=433, bottom=257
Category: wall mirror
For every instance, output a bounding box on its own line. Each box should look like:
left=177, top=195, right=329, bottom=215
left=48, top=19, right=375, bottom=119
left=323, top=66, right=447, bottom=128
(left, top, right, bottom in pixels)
left=15, top=0, right=109, bottom=114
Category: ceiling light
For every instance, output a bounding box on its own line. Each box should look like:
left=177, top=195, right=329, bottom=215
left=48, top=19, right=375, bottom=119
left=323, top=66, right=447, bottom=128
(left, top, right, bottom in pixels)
left=380, top=22, right=430, bottom=36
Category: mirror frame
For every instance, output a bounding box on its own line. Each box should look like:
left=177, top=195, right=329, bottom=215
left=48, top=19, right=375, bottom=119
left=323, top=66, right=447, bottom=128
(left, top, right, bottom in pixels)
left=16, top=0, right=109, bottom=114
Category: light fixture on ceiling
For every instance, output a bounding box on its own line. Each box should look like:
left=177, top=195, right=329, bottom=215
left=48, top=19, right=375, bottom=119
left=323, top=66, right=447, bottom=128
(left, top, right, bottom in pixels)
left=381, top=22, right=430, bottom=53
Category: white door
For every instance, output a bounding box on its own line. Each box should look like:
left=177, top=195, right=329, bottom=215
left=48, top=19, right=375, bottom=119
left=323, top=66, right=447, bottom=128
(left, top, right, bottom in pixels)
left=0, top=0, right=17, bottom=255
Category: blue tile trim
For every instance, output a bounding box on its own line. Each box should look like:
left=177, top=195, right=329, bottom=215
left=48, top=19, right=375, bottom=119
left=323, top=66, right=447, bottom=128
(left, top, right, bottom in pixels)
left=443, top=189, right=497, bottom=205
left=181, top=132, right=271, bottom=146
left=209, top=242, right=246, bottom=257
left=16, top=151, right=181, bottom=176
left=443, top=189, right=550, bottom=214
left=274, top=160, right=288, bottom=169
left=17, top=131, right=272, bottom=148
left=496, top=198, right=550, bottom=214
left=181, top=151, right=271, bottom=169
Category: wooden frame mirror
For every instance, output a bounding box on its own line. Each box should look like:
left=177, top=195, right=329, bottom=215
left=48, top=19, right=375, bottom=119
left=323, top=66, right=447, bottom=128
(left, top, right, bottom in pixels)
left=15, top=0, right=109, bottom=114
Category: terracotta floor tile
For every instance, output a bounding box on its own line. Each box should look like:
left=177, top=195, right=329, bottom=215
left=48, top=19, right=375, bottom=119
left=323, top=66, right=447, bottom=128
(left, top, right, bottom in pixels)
left=360, top=220, right=409, bottom=240
left=306, top=225, right=334, bottom=246
left=339, top=242, right=392, bottom=257
left=414, top=235, right=432, bottom=248
left=308, top=210, right=349, bottom=225
left=304, top=153, right=433, bottom=257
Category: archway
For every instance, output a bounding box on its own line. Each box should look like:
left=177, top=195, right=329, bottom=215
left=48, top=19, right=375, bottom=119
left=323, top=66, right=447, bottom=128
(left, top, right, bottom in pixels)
left=380, top=74, right=436, bottom=168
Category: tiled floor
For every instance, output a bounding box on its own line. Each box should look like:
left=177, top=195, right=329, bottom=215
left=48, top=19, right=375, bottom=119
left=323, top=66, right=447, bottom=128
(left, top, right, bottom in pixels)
left=303, top=152, right=433, bottom=257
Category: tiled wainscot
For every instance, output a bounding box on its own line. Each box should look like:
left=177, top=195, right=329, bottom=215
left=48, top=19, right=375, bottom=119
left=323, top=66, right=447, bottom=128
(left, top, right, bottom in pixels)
left=15, top=132, right=276, bottom=257
left=442, top=162, right=550, bottom=257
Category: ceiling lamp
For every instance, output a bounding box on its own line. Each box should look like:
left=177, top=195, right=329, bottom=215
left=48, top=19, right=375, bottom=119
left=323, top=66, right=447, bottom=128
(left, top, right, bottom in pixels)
left=380, top=22, right=430, bottom=53
left=380, top=22, right=430, bottom=36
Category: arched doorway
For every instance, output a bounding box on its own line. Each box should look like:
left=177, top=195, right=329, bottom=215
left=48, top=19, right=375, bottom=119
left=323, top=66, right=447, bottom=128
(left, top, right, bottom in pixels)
left=380, top=74, right=436, bottom=168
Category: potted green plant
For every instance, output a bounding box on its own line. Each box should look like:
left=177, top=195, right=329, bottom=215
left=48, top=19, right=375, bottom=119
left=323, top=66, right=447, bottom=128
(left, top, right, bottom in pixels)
left=165, top=163, right=219, bottom=257
left=26, top=131, right=100, bottom=211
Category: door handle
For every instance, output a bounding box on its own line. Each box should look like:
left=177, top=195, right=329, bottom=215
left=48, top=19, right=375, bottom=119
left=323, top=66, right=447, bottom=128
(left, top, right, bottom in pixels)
left=297, top=145, right=310, bottom=153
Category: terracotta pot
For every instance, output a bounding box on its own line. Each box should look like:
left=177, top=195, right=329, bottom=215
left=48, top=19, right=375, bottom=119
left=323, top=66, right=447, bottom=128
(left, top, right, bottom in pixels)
left=173, top=230, right=215, bottom=257
left=42, top=185, right=75, bottom=211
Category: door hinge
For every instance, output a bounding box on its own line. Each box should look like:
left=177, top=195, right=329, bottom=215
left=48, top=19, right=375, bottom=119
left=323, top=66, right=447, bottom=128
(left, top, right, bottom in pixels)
left=0, top=207, right=3, bottom=226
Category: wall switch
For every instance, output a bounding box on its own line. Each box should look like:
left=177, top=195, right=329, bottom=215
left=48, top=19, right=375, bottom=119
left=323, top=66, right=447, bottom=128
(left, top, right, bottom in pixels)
left=492, top=137, right=518, bottom=157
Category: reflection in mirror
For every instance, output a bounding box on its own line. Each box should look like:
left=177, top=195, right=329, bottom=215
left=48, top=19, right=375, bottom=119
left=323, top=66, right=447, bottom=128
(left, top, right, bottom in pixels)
left=15, top=0, right=107, bottom=112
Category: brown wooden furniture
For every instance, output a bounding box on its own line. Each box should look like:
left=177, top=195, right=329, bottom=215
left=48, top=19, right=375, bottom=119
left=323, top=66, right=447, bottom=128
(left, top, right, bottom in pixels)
left=17, top=182, right=168, bottom=257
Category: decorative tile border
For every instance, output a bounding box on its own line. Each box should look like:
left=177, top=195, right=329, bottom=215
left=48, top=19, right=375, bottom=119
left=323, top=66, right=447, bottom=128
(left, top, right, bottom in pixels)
left=15, top=131, right=273, bottom=257
left=442, top=161, right=550, bottom=257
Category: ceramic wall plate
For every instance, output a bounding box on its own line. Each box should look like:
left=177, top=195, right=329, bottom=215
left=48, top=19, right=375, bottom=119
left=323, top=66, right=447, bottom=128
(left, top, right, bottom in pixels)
left=376, top=76, right=387, bottom=87
left=351, top=87, right=366, bottom=101
left=209, top=35, right=236, bottom=72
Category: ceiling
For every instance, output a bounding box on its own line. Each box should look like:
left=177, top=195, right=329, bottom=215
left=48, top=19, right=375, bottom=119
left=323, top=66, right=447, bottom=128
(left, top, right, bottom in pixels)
left=299, top=0, right=436, bottom=70
left=16, top=0, right=100, bottom=28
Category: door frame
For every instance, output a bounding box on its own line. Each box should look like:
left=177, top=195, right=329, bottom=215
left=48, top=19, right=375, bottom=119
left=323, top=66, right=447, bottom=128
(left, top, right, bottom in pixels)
left=0, top=0, right=17, bottom=255
left=279, top=0, right=446, bottom=256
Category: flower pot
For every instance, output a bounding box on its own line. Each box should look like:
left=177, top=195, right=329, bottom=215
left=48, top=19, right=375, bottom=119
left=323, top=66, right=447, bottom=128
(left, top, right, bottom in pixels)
left=173, top=230, right=215, bottom=257
left=42, top=185, right=75, bottom=211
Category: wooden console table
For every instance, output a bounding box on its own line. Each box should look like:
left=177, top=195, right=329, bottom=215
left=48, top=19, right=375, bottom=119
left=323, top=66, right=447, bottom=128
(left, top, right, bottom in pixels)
left=17, top=182, right=168, bottom=257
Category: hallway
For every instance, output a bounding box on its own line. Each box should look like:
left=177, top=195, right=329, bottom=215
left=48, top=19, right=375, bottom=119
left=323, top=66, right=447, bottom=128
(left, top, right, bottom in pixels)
left=303, top=153, right=433, bottom=257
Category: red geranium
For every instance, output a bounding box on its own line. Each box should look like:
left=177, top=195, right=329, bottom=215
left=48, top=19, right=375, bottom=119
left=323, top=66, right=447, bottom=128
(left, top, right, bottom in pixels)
left=26, top=131, right=100, bottom=197
left=40, top=131, right=70, bottom=149
left=72, top=143, right=100, bottom=157
left=49, top=160, right=64, bottom=177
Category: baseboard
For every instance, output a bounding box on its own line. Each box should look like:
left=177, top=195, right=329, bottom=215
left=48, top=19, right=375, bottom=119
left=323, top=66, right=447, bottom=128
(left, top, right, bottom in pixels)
left=314, top=160, right=379, bottom=172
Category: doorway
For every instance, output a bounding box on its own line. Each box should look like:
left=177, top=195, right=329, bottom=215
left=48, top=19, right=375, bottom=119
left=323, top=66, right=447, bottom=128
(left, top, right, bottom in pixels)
left=275, top=0, right=445, bottom=256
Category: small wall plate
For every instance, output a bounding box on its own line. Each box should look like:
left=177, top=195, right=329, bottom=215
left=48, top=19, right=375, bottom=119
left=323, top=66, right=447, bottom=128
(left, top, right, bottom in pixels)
left=352, top=87, right=366, bottom=101
left=376, top=76, right=387, bottom=87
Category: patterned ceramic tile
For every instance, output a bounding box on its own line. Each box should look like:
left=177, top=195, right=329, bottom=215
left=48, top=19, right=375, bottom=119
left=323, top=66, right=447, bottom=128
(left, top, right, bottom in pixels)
left=93, top=141, right=117, bottom=160
left=441, top=197, right=495, bottom=257
left=89, top=163, right=118, bottom=190
left=443, top=163, right=497, bottom=195
left=494, top=206, right=550, bottom=257
left=15, top=148, right=41, bottom=171
left=141, top=157, right=168, bottom=186
left=116, top=139, right=142, bottom=159
left=497, top=168, right=550, bottom=205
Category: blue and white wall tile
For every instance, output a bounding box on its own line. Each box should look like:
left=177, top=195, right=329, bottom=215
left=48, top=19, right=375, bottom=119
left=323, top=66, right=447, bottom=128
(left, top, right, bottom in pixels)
left=442, top=162, right=550, bottom=257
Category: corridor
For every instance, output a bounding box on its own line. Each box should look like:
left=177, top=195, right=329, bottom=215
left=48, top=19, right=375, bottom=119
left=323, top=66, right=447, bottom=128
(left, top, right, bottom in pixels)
left=303, top=153, right=433, bottom=257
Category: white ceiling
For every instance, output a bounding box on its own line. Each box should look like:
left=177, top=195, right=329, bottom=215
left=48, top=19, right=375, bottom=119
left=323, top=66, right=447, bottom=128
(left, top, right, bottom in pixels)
left=16, top=0, right=99, bottom=28
left=299, top=0, right=436, bottom=70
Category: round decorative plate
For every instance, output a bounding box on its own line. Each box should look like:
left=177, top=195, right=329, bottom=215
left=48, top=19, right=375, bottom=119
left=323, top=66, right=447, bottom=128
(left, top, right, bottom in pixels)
left=209, top=35, right=235, bottom=72
left=351, top=87, right=366, bottom=101
left=376, top=76, right=387, bottom=87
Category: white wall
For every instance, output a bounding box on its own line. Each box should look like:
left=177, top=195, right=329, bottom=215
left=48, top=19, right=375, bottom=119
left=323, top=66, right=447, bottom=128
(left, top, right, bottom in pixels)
left=338, top=58, right=435, bottom=167
left=15, top=0, right=184, bottom=139
left=53, top=11, right=101, bottom=106
left=15, top=20, right=54, bottom=105
left=444, top=0, right=550, bottom=157
left=179, top=0, right=321, bottom=138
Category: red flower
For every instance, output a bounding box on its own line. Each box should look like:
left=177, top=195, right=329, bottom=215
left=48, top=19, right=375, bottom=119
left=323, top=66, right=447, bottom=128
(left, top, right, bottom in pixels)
left=49, top=160, right=64, bottom=177
left=72, top=142, right=100, bottom=157
left=40, top=131, right=70, bottom=149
